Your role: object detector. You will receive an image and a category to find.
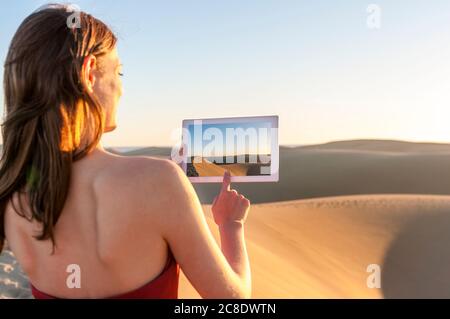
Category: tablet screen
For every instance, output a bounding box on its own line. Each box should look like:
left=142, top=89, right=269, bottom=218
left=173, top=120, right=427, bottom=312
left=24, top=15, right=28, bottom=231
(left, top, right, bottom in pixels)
left=181, top=115, right=279, bottom=183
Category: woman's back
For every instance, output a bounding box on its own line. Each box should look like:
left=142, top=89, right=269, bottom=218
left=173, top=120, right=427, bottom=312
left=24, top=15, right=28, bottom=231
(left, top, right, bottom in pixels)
left=5, top=148, right=174, bottom=298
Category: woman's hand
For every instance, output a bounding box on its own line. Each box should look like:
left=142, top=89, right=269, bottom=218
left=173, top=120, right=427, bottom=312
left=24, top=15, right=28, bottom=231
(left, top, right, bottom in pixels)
left=212, top=170, right=251, bottom=227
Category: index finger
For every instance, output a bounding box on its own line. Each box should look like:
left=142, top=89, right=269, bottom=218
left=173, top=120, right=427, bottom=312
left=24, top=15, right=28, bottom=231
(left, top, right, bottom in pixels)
left=221, top=170, right=231, bottom=192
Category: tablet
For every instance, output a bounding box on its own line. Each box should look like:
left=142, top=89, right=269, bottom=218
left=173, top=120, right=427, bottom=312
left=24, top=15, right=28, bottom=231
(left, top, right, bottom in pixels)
left=180, top=115, right=279, bottom=183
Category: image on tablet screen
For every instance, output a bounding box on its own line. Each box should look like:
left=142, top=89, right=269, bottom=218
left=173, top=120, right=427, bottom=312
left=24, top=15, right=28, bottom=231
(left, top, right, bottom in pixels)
left=185, top=120, right=272, bottom=178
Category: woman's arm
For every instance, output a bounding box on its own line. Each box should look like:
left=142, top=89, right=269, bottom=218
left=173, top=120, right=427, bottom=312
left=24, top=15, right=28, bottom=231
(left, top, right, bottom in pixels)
left=153, top=160, right=251, bottom=298
left=212, top=170, right=251, bottom=294
left=218, top=222, right=251, bottom=296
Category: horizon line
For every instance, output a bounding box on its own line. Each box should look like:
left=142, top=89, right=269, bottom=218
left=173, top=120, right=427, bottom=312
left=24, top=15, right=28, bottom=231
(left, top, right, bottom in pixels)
left=102, top=138, right=450, bottom=149
left=2, top=138, right=450, bottom=149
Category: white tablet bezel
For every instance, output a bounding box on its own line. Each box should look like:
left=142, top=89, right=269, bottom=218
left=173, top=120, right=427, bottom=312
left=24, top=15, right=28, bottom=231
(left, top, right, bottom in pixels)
left=181, top=115, right=279, bottom=183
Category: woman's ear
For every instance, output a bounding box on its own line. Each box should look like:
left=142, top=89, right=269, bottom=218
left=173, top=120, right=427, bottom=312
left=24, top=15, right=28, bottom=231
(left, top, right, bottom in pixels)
left=82, top=55, right=97, bottom=94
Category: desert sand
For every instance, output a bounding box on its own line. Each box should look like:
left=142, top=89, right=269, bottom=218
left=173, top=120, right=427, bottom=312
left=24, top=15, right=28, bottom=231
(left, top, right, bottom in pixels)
left=176, top=195, right=450, bottom=298
left=2, top=140, right=450, bottom=298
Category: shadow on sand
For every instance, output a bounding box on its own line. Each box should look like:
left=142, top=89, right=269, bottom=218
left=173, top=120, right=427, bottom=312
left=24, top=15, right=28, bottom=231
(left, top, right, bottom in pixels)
left=382, top=209, right=450, bottom=298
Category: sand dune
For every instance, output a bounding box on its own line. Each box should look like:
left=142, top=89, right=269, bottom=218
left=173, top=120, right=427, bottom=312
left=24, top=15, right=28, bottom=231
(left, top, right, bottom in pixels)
left=178, top=195, right=450, bottom=298
left=192, top=157, right=250, bottom=177
left=114, top=140, right=450, bottom=204
left=298, top=139, right=450, bottom=153
left=192, top=148, right=450, bottom=204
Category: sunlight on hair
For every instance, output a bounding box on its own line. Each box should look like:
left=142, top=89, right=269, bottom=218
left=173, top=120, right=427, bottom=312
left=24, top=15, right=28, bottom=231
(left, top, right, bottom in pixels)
left=59, top=102, right=85, bottom=152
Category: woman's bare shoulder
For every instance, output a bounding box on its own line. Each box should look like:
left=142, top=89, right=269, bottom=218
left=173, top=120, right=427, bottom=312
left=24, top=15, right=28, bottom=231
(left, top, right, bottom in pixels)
left=92, top=154, right=183, bottom=215
left=95, top=154, right=160, bottom=185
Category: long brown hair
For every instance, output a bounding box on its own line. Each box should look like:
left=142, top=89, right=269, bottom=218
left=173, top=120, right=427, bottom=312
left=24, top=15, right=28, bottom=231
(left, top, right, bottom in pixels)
left=0, top=4, right=117, bottom=253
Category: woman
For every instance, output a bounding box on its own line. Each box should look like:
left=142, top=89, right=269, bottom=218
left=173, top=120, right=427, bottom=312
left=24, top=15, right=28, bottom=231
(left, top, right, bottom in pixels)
left=0, top=5, right=251, bottom=299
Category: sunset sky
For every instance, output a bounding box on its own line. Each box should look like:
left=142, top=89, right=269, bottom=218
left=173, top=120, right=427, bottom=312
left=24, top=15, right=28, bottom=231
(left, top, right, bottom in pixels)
left=1, top=1, right=450, bottom=147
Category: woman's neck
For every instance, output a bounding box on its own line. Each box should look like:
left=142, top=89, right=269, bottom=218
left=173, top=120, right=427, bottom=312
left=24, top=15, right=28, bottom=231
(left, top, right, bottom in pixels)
left=96, top=141, right=105, bottom=152
left=84, top=140, right=106, bottom=158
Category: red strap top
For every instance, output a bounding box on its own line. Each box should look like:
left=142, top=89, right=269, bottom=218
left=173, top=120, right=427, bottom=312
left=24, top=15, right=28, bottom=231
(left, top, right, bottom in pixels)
left=30, top=251, right=180, bottom=299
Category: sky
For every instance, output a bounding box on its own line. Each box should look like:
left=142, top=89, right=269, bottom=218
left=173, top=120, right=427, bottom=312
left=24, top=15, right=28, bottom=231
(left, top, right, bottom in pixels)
left=1, top=1, right=450, bottom=147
